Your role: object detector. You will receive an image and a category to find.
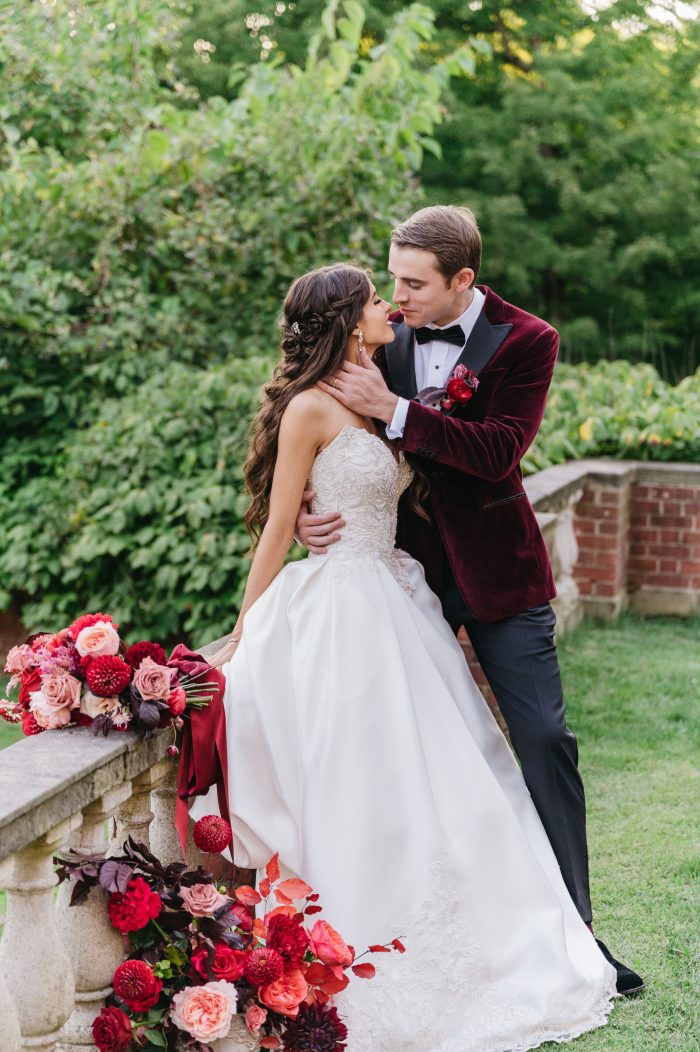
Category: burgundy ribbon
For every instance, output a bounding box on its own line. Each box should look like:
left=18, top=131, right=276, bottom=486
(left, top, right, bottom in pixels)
left=168, top=644, right=230, bottom=857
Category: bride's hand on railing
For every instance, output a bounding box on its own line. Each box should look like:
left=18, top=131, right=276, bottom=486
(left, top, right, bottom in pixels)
left=207, top=636, right=240, bottom=668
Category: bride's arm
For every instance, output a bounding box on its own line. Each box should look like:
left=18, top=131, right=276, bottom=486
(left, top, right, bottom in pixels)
left=208, top=395, right=324, bottom=666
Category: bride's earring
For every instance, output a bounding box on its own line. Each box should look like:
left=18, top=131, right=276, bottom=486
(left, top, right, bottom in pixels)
left=357, top=329, right=365, bottom=357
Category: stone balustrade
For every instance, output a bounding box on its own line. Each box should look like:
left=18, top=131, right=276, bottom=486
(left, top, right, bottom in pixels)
left=0, top=638, right=228, bottom=1052
left=461, top=459, right=700, bottom=714
left=1, top=461, right=698, bottom=1049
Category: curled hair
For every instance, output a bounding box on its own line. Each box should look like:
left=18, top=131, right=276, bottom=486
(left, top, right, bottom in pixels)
left=245, top=264, right=371, bottom=542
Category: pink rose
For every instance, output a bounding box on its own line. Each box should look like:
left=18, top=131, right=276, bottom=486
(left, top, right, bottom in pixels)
left=309, top=920, right=353, bottom=969
left=132, top=656, right=176, bottom=702
left=245, top=1004, right=267, bottom=1031
left=179, top=882, right=230, bottom=917
left=260, top=968, right=309, bottom=1018
left=75, top=621, right=120, bottom=658
left=29, top=671, right=82, bottom=729
left=170, top=981, right=237, bottom=1042
left=4, top=644, right=33, bottom=677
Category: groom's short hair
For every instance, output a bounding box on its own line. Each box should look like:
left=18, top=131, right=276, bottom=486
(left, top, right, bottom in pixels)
left=391, top=205, right=481, bottom=287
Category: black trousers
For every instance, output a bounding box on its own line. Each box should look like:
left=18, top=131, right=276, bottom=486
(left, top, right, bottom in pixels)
left=442, top=561, right=592, bottom=924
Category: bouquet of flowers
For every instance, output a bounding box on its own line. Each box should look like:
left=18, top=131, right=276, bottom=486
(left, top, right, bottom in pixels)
left=57, top=815, right=403, bottom=1051
left=1, top=612, right=214, bottom=738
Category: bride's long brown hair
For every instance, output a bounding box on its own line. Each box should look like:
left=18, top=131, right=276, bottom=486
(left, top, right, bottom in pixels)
left=244, top=263, right=429, bottom=543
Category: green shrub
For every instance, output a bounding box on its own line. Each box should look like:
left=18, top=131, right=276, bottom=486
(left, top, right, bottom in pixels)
left=524, top=361, right=700, bottom=473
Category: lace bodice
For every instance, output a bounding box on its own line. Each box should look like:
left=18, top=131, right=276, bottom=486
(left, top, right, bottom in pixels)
left=308, top=426, right=414, bottom=591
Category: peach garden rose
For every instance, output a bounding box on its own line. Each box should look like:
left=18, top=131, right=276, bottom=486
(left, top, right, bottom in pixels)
left=170, top=980, right=238, bottom=1042
left=75, top=620, right=120, bottom=658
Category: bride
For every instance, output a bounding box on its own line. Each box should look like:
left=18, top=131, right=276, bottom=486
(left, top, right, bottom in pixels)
left=193, top=263, right=617, bottom=1051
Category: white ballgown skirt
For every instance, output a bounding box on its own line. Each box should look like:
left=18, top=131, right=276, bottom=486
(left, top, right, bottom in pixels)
left=192, top=550, right=616, bottom=1052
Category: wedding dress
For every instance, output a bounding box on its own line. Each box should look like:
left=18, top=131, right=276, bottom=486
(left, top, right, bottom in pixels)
left=192, top=425, right=617, bottom=1051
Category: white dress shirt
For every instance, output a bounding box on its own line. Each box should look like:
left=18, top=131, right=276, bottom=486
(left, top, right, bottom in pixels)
left=387, top=287, right=485, bottom=439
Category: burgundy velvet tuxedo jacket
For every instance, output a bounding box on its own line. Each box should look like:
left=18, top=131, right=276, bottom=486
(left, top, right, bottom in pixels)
left=375, top=285, right=557, bottom=622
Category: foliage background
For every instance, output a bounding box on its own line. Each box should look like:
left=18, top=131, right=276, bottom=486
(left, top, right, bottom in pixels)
left=1, top=0, right=698, bottom=642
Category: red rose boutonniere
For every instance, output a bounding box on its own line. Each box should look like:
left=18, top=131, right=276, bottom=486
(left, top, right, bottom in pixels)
left=440, top=364, right=479, bottom=411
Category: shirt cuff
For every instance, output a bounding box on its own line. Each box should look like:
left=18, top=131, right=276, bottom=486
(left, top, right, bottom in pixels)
left=386, top=397, right=410, bottom=439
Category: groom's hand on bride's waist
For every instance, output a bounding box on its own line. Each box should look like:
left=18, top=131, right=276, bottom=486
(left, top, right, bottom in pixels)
left=295, top=487, right=345, bottom=554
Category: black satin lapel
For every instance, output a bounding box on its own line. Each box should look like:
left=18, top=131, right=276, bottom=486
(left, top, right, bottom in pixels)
left=384, top=324, right=417, bottom=399
left=456, top=311, right=512, bottom=377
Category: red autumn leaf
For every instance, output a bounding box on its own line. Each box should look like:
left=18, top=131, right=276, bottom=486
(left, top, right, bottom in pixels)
left=265, top=904, right=297, bottom=921
left=274, top=889, right=292, bottom=906
left=368, top=944, right=391, bottom=953
left=235, top=885, right=262, bottom=906
left=276, top=878, right=313, bottom=900
left=260, top=1038, right=282, bottom=1049
left=304, top=962, right=349, bottom=995
left=252, top=918, right=266, bottom=940
left=304, top=962, right=332, bottom=985
left=352, top=963, right=376, bottom=979
left=258, top=877, right=271, bottom=898
left=266, top=853, right=280, bottom=883
left=391, top=938, right=406, bottom=953
left=304, top=905, right=323, bottom=915
left=307, top=893, right=320, bottom=903
left=315, top=989, right=330, bottom=1004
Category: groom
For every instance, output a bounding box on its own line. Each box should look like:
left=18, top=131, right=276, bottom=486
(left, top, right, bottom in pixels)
left=299, top=204, right=643, bottom=995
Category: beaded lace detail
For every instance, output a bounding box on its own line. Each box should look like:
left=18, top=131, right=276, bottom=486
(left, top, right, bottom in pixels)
left=308, top=427, right=415, bottom=594
left=339, top=857, right=617, bottom=1052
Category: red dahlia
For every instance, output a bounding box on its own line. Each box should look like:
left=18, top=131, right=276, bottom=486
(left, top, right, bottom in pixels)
left=86, top=655, right=132, bottom=697
left=267, top=914, right=310, bottom=966
left=125, top=641, right=167, bottom=669
left=193, top=814, right=233, bottom=854
left=113, top=959, right=162, bottom=1012
left=91, top=1005, right=132, bottom=1052
left=68, top=612, right=117, bottom=642
left=282, top=1003, right=348, bottom=1051
left=108, top=877, right=162, bottom=933
left=244, top=946, right=285, bottom=986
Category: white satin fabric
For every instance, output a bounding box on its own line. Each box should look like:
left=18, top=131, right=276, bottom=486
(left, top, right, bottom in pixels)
left=192, top=426, right=616, bottom=1051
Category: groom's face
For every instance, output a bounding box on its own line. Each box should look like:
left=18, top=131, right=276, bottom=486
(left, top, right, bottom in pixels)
left=388, top=244, right=474, bottom=329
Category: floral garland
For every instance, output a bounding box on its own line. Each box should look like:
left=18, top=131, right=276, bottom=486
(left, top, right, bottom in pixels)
left=57, top=816, right=403, bottom=1051
left=1, top=612, right=215, bottom=738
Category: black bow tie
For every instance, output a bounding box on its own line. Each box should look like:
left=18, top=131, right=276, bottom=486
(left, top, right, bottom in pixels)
left=414, top=324, right=465, bottom=348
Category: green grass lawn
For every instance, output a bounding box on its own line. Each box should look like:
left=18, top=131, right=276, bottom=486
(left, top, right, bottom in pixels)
left=0, top=617, right=698, bottom=1048
left=544, top=614, right=700, bottom=1052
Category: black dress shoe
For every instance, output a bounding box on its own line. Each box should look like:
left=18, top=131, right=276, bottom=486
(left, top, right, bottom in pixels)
left=595, top=938, right=645, bottom=996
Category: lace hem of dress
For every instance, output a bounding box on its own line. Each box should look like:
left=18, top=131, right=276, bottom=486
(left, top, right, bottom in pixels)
left=338, top=857, right=617, bottom=1052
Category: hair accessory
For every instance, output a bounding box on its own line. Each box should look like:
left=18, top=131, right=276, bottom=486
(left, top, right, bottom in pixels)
left=291, top=321, right=302, bottom=336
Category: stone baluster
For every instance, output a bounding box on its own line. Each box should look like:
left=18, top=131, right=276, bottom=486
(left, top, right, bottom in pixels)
left=552, top=489, right=583, bottom=635
left=149, top=760, right=187, bottom=865
left=0, top=817, right=79, bottom=1052
left=56, top=786, right=133, bottom=1051
left=108, top=759, right=171, bottom=855
left=0, top=859, right=22, bottom=1052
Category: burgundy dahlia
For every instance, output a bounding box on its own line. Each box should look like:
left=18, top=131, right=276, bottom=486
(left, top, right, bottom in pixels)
left=125, top=640, right=167, bottom=669
left=86, top=655, right=132, bottom=697
left=193, top=814, right=232, bottom=854
left=267, top=914, right=310, bottom=966
left=282, top=1003, right=348, bottom=1051
left=244, top=946, right=285, bottom=986
left=113, top=958, right=162, bottom=1012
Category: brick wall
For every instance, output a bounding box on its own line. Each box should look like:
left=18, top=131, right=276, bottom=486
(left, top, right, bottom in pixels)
left=627, top=480, right=700, bottom=615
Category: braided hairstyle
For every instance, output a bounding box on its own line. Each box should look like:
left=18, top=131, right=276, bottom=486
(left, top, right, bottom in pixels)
left=244, top=264, right=371, bottom=542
